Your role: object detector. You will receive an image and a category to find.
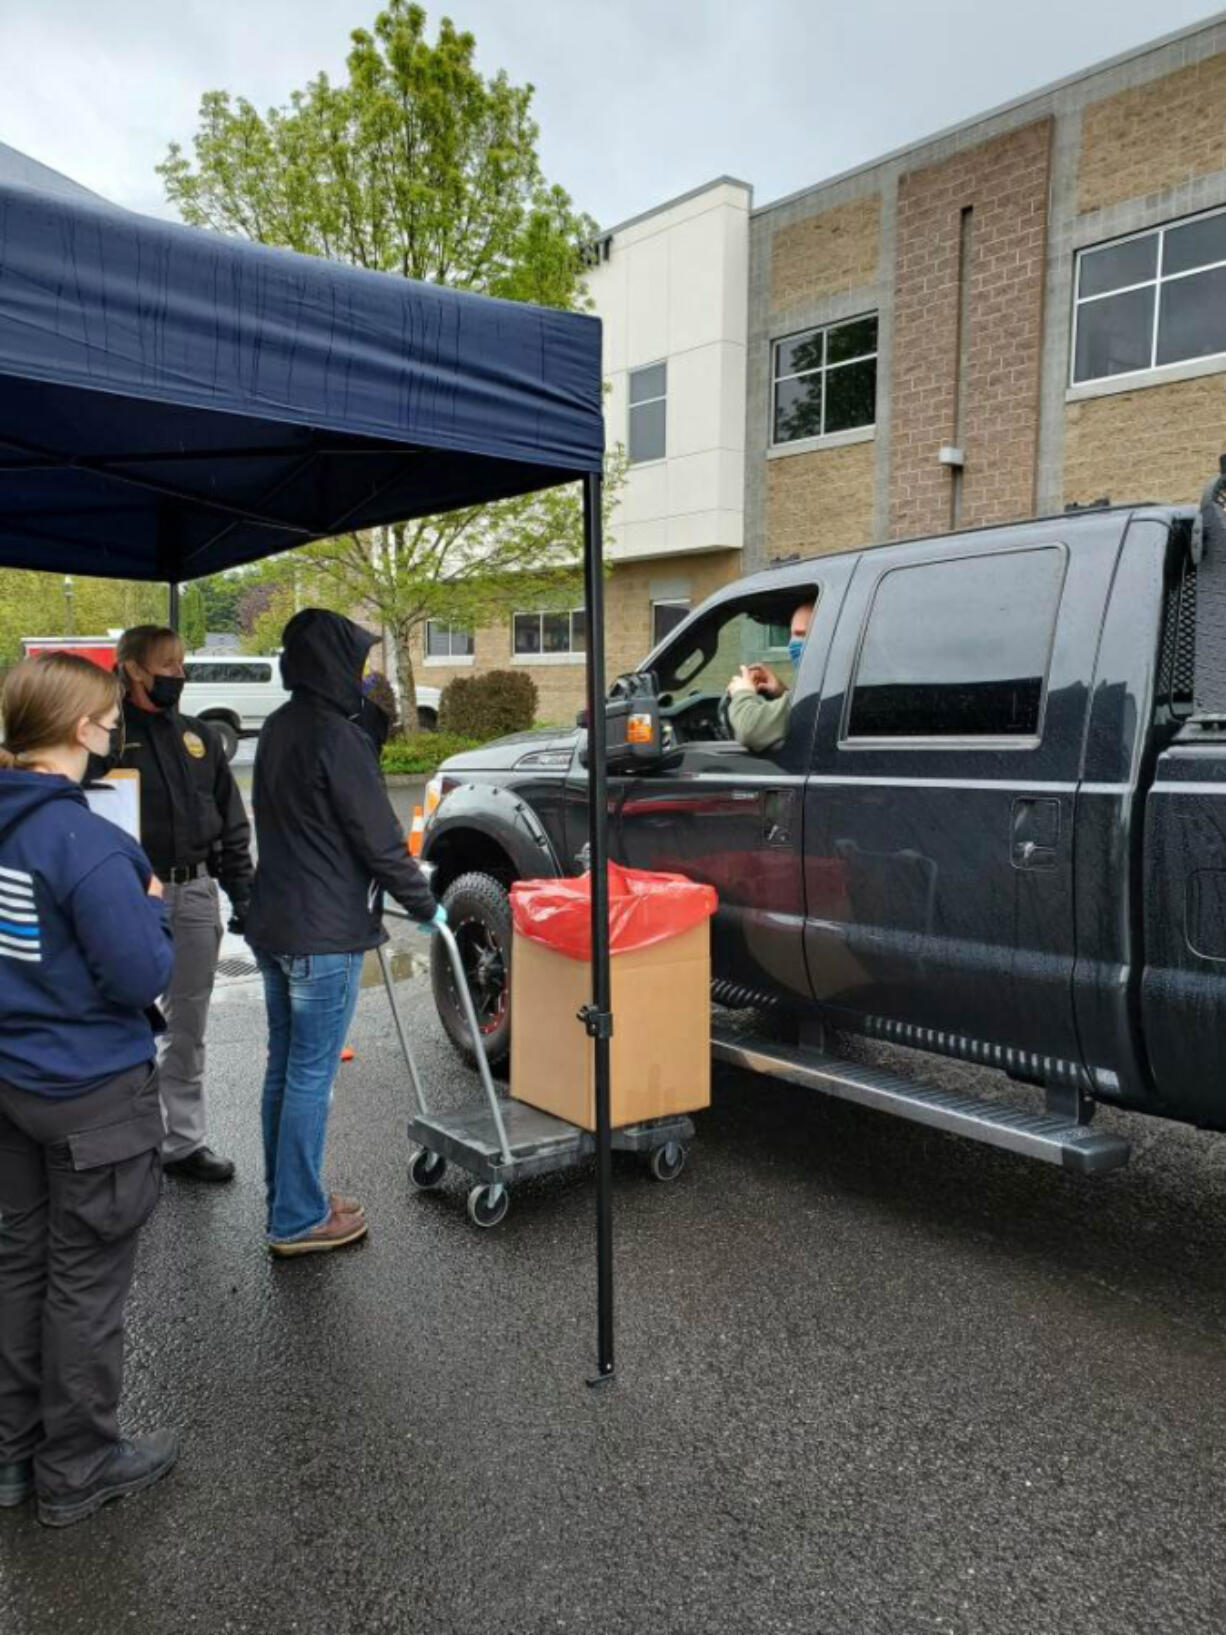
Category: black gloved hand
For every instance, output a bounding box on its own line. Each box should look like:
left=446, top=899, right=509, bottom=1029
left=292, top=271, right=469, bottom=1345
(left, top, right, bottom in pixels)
left=227, top=901, right=250, bottom=937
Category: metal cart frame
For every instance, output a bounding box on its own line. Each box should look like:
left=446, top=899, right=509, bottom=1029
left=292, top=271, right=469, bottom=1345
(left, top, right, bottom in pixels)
left=377, top=926, right=693, bottom=1230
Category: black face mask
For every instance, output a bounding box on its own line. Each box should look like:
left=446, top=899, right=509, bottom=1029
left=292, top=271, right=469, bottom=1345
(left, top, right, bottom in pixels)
left=148, top=674, right=185, bottom=711
left=85, top=724, right=125, bottom=784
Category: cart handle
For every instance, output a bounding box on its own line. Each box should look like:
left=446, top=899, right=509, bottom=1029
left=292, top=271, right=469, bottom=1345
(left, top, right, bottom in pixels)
left=383, top=908, right=515, bottom=1166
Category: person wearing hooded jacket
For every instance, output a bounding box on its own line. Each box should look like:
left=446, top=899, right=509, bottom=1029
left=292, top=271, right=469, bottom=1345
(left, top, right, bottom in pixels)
left=0, top=655, right=178, bottom=1527
left=245, top=609, right=441, bottom=1256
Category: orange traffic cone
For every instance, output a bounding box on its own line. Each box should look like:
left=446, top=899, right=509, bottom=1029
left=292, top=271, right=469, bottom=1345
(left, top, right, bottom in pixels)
left=408, top=805, right=425, bottom=857
left=339, top=1046, right=355, bottom=1063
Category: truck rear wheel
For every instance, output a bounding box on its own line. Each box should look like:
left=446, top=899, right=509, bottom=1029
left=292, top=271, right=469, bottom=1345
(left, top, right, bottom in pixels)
left=431, top=872, right=512, bottom=1073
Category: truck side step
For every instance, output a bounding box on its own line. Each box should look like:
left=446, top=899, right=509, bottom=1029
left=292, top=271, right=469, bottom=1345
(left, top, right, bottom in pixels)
left=710, top=1023, right=1131, bottom=1173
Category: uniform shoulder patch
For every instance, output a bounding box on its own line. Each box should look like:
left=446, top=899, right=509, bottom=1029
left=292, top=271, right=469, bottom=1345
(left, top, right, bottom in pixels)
left=183, top=730, right=207, bottom=759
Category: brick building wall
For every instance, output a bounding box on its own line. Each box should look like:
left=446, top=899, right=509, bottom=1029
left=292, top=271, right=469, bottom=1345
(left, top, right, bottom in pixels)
left=889, top=120, right=1051, bottom=539
left=1078, top=52, right=1226, bottom=215
left=766, top=441, right=876, bottom=558
left=747, top=18, right=1226, bottom=570
left=770, top=196, right=880, bottom=311
left=1064, top=375, right=1226, bottom=512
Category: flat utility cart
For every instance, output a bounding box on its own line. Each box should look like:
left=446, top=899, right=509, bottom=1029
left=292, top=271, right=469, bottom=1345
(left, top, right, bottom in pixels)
left=377, top=925, right=694, bottom=1229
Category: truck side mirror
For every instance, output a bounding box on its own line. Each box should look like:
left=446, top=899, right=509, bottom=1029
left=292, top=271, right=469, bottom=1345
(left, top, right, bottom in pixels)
left=576, top=672, right=667, bottom=772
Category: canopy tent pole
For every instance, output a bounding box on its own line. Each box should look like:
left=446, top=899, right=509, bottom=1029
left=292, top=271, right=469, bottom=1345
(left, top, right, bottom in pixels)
left=581, top=471, right=615, bottom=1385
left=167, top=582, right=181, bottom=633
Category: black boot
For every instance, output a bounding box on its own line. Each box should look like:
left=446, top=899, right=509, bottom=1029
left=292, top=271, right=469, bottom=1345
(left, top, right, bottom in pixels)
left=37, top=1431, right=179, bottom=1528
left=0, top=1459, right=33, bottom=1508
left=163, top=1146, right=235, bottom=1183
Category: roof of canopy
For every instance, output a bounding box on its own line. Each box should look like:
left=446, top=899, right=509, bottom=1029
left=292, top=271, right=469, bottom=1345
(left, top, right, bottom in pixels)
left=0, top=156, right=604, bottom=582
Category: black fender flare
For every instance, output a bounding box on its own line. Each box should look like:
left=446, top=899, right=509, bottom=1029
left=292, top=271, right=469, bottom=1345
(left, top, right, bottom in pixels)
left=422, top=781, right=562, bottom=883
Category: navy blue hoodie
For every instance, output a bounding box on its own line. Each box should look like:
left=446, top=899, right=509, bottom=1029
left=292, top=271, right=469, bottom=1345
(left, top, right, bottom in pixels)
left=0, top=771, right=174, bottom=1097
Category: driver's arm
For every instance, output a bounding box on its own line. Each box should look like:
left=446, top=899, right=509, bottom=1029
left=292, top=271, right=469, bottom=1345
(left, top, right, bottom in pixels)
left=727, top=686, right=792, bottom=753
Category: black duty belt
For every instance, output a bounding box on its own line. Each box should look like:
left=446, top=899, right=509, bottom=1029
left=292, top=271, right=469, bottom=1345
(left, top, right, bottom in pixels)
left=161, top=862, right=209, bottom=884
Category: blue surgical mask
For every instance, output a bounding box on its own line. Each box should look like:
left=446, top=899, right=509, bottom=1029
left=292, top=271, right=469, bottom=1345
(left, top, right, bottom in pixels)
left=787, top=637, right=806, bottom=667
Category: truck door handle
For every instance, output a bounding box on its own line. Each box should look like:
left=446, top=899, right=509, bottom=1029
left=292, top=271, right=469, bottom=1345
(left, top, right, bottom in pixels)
left=762, top=789, right=796, bottom=848
left=1011, top=797, right=1060, bottom=870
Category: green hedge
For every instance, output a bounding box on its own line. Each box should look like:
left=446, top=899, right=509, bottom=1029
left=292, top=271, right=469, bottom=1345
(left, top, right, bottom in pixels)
left=438, top=668, right=537, bottom=739
left=380, top=732, right=480, bottom=775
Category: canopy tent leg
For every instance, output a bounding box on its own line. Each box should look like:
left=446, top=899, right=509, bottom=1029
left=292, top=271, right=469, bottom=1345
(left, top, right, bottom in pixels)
left=581, top=471, right=615, bottom=1387
left=167, top=582, right=180, bottom=633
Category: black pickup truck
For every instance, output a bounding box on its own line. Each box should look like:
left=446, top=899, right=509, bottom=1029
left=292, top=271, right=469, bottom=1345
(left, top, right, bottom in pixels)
left=419, top=484, right=1226, bottom=1175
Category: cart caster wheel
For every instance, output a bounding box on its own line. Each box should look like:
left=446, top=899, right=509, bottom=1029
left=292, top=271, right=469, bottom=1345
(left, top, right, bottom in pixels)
left=648, top=1142, right=686, bottom=1182
left=467, top=1184, right=510, bottom=1228
left=409, top=1149, right=447, bottom=1191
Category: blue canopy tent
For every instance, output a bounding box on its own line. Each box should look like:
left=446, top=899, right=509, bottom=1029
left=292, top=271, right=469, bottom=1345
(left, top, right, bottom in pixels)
left=0, top=161, right=619, bottom=1379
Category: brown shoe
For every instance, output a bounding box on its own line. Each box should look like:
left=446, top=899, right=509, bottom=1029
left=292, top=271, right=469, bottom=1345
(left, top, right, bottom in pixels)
left=269, top=1209, right=369, bottom=1257
left=331, top=1193, right=364, bottom=1218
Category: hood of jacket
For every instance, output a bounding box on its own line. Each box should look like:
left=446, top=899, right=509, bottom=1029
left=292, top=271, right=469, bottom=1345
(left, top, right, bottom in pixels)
left=0, top=770, right=83, bottom=846
left=279, top=608, right=378, bottom=719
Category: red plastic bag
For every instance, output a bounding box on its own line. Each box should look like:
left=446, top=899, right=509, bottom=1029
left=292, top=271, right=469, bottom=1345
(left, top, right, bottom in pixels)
left=511, top=863, right=717, bottom=961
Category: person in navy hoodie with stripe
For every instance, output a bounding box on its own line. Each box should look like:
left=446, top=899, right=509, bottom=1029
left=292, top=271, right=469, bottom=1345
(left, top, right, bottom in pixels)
left=0, top=655, right=178, bottom=1528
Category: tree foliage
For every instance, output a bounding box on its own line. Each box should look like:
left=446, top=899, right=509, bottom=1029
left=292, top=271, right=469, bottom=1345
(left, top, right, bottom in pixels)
left=159, top=2, right=595, bottom=309
left=0, top=575, right=165, bottom=668
left=159, top=2, right=615, bottom=714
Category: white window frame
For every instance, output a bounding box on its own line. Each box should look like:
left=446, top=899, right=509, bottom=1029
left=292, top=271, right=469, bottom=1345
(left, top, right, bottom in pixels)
left=512, top=608, right=586, bottom=666
left=771, top=314, right=878, bottom=448
left=423, top=619, right=475, bottom=667
left=1071, top=205, right=1226, bottom=389
left=627, top=361, right=668, bottom=466
left=650, top=598, right=690, bottom=648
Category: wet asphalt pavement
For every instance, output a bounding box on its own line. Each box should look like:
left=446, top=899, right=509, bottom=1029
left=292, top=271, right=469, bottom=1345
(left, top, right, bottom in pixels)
left=2, top=939, right=1226, bottom=1634
left=3, top=747, right=1226, bottom=1630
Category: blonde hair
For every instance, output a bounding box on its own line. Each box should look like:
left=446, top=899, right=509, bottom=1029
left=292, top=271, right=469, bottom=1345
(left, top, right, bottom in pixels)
left=0, top=655, right=122, bottom=770
left=116, top=625, right=183, bottom=673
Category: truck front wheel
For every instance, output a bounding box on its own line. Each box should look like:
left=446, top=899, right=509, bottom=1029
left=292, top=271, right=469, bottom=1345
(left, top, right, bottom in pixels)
left=431, top=871, right=513, bottom=1073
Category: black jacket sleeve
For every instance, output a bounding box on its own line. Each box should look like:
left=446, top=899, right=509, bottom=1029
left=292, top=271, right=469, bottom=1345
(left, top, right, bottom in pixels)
left=323, top=726, right=437, bottom=922
left=208, top=733, right=254, bottom=906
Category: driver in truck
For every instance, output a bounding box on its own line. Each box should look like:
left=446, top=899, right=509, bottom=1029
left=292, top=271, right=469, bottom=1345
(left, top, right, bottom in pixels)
left=725, top=601, right=813, bottom=753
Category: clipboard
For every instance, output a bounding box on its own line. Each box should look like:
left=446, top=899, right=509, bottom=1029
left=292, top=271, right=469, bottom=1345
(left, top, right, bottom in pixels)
left=84, top=768, right=141, bottom=842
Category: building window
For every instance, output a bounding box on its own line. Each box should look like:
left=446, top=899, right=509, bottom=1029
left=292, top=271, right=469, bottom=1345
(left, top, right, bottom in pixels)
left=425, top=620, right=474, bottom=659
left=1073, top=208, right=1226, bottom=385
left=846, top=547, right=1066, bottom=742
left=628, top=362, right=667, bottom=464
left=651, top=599, right=690, bottom=646
left=772, top=314, right=877, bottom=445
left=513, top=609, right=587, bottom=657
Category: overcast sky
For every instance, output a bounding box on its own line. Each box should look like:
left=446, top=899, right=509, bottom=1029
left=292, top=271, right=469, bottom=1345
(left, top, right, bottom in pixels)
left=3, top=1, right=1224, bottom=227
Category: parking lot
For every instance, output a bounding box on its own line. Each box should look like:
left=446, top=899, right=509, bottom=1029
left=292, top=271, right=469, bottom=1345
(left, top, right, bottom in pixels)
left=3, top=924, right=1226, bottom=1635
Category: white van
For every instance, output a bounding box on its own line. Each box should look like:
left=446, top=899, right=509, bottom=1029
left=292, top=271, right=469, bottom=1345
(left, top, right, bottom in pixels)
left=180, top=656, right=288, bottom=760
left=179, top=654, right=441, bottom=758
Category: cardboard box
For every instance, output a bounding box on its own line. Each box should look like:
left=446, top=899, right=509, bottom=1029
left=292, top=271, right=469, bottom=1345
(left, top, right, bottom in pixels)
left=510, top=920, right=711, bottom=1130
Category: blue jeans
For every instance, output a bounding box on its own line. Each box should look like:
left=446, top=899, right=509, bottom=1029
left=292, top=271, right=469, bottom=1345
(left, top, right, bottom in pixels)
left=254, top=951, right=364, bottom=1242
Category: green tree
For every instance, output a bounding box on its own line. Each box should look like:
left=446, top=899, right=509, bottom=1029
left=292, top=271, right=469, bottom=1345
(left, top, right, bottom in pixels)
left=197, top=573, right=246, bottom=635
left=0, top=573, right=168, bottom=668
left=159, top=1, right=613, bottom=715
left=159, top=3, right=593, bottom=307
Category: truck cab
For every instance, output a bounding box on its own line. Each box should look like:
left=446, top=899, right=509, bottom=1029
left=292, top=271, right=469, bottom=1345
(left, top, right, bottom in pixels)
left=421, top=497, right=1226, bottom=1165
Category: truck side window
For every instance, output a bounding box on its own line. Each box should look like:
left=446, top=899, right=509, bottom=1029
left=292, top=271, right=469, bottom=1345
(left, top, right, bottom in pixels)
left=652, top=588, right=820, bottom=744
left=846, top=547, right=1066, bottom=742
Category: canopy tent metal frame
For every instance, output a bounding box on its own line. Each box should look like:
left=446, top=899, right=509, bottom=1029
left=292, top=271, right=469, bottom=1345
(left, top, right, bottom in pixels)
left=0, top=161, right=618, bottom=1381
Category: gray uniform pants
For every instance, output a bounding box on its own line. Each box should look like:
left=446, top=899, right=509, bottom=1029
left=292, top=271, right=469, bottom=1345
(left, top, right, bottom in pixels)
left=0, top=1062, right=164, bottom=1498
left=159, top=876, right=223, bottom=1162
